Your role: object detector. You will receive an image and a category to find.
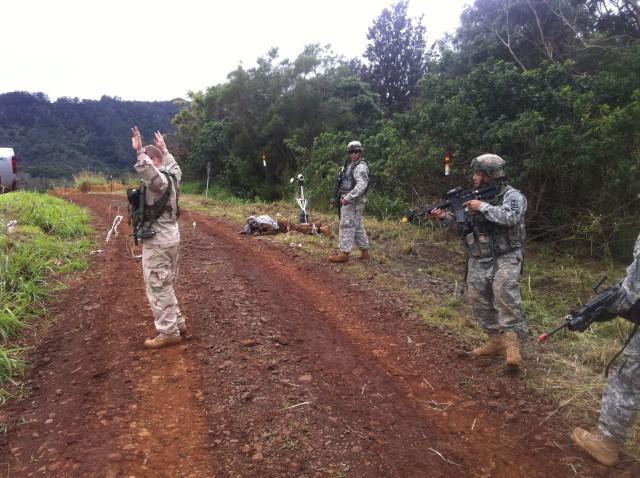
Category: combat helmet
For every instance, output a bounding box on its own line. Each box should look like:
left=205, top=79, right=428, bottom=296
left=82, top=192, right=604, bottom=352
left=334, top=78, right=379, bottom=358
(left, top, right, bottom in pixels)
left=347, top=141, right=363, bottom=153
left=470, top=154, right=506, bottom=179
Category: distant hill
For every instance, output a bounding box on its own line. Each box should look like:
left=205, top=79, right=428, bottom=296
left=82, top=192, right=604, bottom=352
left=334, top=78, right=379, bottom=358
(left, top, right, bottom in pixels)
left=0, top=91, right=187, bottom=190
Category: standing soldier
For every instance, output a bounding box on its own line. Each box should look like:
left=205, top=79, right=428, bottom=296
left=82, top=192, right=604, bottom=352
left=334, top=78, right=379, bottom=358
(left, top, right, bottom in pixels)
left=328, top=140, right=371, bottom=263
left=131, top=126, right=185, bottom=349
left=429, top=154, right=529, bottom=368
left=572, top=231, right=640, bottom=466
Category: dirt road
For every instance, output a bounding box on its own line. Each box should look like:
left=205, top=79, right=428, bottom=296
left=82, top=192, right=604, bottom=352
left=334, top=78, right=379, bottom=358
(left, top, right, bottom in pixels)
left=1, top=193, right=636, bottom=477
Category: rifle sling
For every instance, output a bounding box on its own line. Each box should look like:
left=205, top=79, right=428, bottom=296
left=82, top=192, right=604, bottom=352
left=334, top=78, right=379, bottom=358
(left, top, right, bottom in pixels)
left=605, top=324, right=638, bottom=377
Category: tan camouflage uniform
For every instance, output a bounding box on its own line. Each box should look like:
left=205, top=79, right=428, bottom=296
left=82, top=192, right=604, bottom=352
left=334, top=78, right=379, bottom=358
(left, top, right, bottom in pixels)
left=135, top=152, right=183, bottom=338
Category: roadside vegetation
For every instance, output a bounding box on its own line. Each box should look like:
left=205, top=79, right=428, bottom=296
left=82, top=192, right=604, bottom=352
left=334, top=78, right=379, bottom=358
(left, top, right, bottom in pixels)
left=0, top=191, right=93, bottom=404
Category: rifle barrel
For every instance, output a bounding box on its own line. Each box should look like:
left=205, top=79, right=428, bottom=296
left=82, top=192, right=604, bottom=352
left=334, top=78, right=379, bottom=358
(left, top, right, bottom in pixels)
left=537, top=321, right=568, bottom=343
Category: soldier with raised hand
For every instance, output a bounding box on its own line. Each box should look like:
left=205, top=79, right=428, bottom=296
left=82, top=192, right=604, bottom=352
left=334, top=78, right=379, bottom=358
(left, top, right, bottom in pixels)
left=429, top=154, right=529, bottom=369
left=131, top=126, right=185, bottom=349
left=328, top=140, right=371, bottom=263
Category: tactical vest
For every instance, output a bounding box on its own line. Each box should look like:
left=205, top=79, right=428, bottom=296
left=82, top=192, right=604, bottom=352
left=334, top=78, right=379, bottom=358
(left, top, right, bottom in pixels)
left=460, top=183, right=525, bottom=259
left=339, top=159, right=369, bottom=196
left=127, top=170, right=180, bottom=244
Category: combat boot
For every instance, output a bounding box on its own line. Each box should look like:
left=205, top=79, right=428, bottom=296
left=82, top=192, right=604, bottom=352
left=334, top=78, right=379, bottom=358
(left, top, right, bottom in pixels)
left=504, top=331, right=523, bottom=367
left=471, top=332, right=504, bottom=358
left=358, top=249, right=371, bottom=261
left=319, top=225, right=333, bottom=239
left=144, top=334, right=182, bottom=349
left=572, top=427, right=620, bottom=466
left=328, top=251, right=349, bottom=263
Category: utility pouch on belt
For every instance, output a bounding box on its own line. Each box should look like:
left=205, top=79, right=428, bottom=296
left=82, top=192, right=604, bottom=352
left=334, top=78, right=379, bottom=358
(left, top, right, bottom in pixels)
left=465, top=233, right=492, bottom=258
left=464, top=233, right=512, bottom=258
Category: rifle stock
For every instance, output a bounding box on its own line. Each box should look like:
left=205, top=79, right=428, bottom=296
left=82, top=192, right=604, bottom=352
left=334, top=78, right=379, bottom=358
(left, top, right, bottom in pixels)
left=402, top=184, right=501, bottom=222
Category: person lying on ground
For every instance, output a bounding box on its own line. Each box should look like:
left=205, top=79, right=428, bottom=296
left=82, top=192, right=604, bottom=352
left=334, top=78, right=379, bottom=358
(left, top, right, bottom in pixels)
left=238, top=215, right=332, bottom=238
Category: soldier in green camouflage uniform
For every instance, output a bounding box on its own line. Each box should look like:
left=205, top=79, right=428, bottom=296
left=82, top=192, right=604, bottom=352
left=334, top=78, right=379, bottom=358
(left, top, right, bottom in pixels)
left=572, top=232, right=640, bottom=466
left=430, top=154, right=528, bottom=368
left=131, top=127, right=185, bottom=349
left=328, top=141, right=370, bottom=263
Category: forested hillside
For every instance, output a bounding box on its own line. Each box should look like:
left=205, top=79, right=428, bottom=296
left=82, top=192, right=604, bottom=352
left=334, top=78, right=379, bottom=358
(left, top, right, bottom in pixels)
left=0, top=92, right=185, bottom=188
left=2, top=0, right=640, bottom=257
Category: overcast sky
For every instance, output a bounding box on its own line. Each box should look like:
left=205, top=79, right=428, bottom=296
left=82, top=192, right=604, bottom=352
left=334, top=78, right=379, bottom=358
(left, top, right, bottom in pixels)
left=1, top=0, right=469, bottom=102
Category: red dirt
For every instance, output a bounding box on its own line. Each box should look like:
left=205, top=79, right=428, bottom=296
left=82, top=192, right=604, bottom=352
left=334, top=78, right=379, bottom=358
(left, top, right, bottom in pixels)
left=1, top=193, right=638, bottom=477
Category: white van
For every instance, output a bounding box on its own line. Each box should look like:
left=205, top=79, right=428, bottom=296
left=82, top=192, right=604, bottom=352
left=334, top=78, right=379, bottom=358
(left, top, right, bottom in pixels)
left=0, top=147, right=19, bottom=192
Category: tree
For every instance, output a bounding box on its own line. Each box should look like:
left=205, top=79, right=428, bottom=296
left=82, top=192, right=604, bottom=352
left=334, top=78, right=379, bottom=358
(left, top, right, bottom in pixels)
left=362, top=0, right=427, bottom=114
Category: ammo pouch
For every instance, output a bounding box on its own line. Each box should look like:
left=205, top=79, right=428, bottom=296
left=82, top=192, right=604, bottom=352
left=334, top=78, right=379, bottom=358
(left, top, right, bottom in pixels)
left=464, top=232, right=513, bottom=258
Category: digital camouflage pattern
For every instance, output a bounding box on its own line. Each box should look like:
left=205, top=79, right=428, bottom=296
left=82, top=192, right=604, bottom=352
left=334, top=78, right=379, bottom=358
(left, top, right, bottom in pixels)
left=338, top=159, right=369, bottom=253
left=599, top=232, right=640, bottom=443
left=465, top=250, right=528, bottom=336
left=443, top=185, right=528, bottom=336
left=347, top=140, right=363, bottom=153
left=471, top=154, right=507, bottom=179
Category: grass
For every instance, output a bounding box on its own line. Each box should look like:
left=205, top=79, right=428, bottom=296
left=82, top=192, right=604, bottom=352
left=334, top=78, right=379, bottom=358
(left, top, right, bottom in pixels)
left=2, top=184, right=639, bottom=458
left=0, top=190, right=94, bottom=397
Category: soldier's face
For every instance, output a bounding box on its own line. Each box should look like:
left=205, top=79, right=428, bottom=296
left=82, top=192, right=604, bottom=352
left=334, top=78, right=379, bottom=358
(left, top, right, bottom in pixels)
left=473, top=170, right=490, bottom=188
left=350, top=150, right=362, bottom=161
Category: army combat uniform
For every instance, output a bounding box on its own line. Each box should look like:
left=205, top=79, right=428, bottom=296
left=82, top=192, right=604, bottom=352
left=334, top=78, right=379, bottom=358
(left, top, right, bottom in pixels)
left=337, top=158, right=369, bottom=253
left=442, top=183, right=529, bottom=337
left=135, top=151, right=184, bottom=339
left=572, top=231, right=640, bottom=466
left=598, top=232, right=640, bottom=443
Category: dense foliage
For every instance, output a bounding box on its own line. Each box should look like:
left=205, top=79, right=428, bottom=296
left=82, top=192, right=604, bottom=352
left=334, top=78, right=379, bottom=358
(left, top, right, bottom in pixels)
left=172, top=0, right=640, bottom=258
left=2, top=0, right=640, bottom=257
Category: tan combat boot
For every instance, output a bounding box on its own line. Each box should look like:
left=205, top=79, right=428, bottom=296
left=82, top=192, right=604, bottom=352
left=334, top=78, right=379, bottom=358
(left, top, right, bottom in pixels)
left=144, top=334, right=182, bottom=349
left=328, top=251, right=349, bottom=263
left=471, top=332, right=505, bottom=358
left=504, top=331, right=523, bottom=367
left=358, top=249, right=371, bottom=261
left=572, top=427, right=620, bottom=466
left=319, top=225, right=333, bottom=239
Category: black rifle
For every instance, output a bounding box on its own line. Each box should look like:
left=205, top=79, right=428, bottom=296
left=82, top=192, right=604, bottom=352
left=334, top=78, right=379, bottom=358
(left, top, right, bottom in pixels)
left=538, top=275, right=622, bottom=343
left=402, top=184, right=502, bottom=223
left=329, top=158, right=349, bottom=218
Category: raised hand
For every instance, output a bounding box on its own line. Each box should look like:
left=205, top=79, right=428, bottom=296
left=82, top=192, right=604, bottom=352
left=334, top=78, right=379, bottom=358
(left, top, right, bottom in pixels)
left=131, top=126, right=143, bottom=151
left=154, top=131, right=166, bottom=152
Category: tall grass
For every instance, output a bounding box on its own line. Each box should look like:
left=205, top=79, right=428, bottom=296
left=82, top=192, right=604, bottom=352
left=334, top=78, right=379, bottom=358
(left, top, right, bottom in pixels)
left=0, top=191, right=93, bottom=394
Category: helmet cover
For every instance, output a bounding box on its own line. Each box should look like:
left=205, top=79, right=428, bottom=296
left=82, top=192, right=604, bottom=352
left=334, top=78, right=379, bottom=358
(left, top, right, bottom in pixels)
left=347, top=141, right=363, bottom=153
left=470, top=154, right=506, bottom=178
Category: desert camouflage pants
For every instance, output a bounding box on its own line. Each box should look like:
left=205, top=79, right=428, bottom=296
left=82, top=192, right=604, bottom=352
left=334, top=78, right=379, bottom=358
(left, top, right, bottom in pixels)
left=142, top=242, right=181, bottom=337
left=338, top=200, right=369, bottom=253
left=599, top=329, right=640, bottom=443
left=465, top=249, right=529, bottom=336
